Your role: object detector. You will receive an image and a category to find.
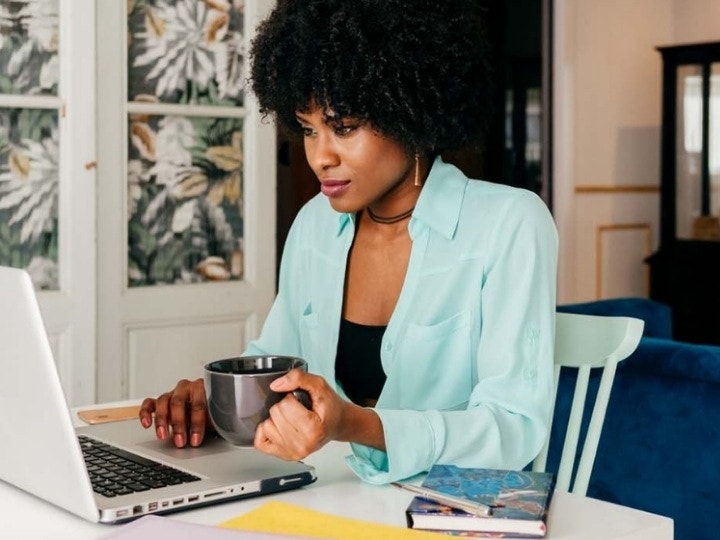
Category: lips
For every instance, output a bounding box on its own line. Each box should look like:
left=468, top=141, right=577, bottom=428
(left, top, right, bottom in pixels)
left=319, top=180, right=351, bottom=198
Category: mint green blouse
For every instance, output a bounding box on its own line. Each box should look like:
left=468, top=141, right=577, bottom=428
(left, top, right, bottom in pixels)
left=244, top=157, right=558, bottom=484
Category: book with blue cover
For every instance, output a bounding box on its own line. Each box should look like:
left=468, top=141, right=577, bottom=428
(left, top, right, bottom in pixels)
left=405, top=465, right=556, bottom=538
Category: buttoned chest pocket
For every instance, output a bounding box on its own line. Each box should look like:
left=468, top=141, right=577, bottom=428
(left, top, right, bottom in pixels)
left=395, top=310, right=474, bottom=409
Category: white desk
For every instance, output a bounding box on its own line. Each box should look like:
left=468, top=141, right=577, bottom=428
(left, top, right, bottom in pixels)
left=0, top=407, right=673, bottom=540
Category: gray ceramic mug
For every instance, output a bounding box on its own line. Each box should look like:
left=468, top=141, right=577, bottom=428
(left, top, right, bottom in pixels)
left=203, top=355, right=311, bottom=446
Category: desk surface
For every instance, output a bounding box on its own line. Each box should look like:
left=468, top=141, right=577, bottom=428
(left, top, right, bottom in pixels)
left=0, top=406, right=673, bottom=540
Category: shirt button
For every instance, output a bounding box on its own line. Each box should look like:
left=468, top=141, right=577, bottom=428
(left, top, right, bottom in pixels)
left=383, top=342, right=393, bottom=352
left=523, top=367, right=537, bottom=380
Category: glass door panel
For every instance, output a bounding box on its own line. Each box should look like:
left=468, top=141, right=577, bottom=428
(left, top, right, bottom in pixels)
left=0, top=0, right=61, bottom=289
left=127, top=113, right=244, bottom=286
left=127, top=0, right=245, bottom=106
left=0, top=107, right=59, bottom=288
left=0, top=1, right=59, bottom=96
left=126, top=0, right=247, bottom=287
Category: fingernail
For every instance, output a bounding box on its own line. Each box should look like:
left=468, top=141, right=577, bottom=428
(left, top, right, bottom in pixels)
left=174, top=433, right=185, bottom=447
left=141, top=417, right=150, bottom=428
left=190, top=433, right=201, bottom=447
left=157, top=426, right=167, bottom=440
left=270, top=377, right=285, bottom=390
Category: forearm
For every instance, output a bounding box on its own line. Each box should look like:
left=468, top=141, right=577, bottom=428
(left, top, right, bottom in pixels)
left=346, top=403, right=549, bottom=484
left=337, top=402, right=386, bottom=451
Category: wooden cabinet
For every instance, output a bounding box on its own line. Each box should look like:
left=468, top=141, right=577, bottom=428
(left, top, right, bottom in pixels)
left=647, top=42, right=720, bottom=344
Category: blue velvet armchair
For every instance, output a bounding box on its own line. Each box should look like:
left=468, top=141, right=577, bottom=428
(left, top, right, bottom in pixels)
left=549, top=298, right=720, bottom=540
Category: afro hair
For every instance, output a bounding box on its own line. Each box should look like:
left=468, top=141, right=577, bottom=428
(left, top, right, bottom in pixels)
left=249, top=0, right=494, bottom=154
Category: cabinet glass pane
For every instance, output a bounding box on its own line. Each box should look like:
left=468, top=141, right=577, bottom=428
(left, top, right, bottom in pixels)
left=675, top=64, right=705, bottom=240
left=0, top=107, right=59, bottom=289
left=127, top=0, right=245, bottom=106
left=710, top=63, right=720, bottom=223
left=127, top=114, right=244, bottom=286
left=676, top=63, right=720, bottom=241
left=0, top=1, right=59, bottom=96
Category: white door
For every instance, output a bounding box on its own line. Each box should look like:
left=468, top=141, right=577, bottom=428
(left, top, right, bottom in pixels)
left=95, top=1, right=277, bottom=402
left=0, top=0, right=96, bottom=406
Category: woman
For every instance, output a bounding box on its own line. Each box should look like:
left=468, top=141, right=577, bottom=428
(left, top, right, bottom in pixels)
left=140, top=0, right=558, bottom=484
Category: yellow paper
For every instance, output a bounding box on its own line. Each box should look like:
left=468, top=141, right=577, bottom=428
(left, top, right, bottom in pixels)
left=221, top=500, right=447, bottom=540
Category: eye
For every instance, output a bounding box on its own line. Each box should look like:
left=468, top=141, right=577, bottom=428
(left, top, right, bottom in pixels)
left=300, top=126, right=316, bottom=137
left=294, top=114, right=316, bottom=137
left=333, top=123, right=358, bottom=136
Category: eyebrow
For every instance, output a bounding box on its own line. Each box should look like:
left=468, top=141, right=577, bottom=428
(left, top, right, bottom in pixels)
left=294, top=112, right=345, bottom=126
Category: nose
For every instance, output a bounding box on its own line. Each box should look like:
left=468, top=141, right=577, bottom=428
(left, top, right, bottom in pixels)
left=304, top=132, right=340, bottom=172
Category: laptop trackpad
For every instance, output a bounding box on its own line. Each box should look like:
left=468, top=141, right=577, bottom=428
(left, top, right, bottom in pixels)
left=78, top=420, right=240, bottom=461
left=137, top=433, right=238, bottom=460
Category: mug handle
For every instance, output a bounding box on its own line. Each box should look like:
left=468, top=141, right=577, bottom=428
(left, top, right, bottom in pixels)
left=291, top=389, right=312, bottom=410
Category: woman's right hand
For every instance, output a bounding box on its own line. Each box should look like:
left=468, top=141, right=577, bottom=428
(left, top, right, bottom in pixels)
left=138, top=378, right=211, bottom=448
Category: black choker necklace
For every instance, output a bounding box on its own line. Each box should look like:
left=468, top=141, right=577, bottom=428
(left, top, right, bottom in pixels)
left=366, top=206, right=415, bottom=224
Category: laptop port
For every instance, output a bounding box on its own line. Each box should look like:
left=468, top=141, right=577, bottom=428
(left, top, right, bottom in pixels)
left=148, top=502, right=158, bottom=511
left=116, top=509, right=128, bottom=518
left=188, top=495, right=199, bottom=502
left=133, top=505, right=143, bottom=516
left=172, top=498, right=184, bottom=506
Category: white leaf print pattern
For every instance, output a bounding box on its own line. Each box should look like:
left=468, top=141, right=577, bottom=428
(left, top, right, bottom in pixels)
left=132, top=0, right=240, bottom=100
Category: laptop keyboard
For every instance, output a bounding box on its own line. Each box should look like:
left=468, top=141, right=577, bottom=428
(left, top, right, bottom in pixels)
left=78, top=435, right=201, bottom=498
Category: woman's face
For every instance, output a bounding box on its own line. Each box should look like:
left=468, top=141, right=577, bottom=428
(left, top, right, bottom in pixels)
left=295, top=105, right=416, bottom=214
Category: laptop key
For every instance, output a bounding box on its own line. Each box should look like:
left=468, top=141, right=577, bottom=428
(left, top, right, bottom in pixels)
left=139, top=478, right=167, bottom=489
left=125, top=482, right=151, bottom=492
left=162, top=477, right=183, bottom=485
left=79, top=435, right=201, bottom=495
left=179, top=474, right=201, bottom=483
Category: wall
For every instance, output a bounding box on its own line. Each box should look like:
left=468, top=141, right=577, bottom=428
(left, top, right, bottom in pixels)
left=671, top=0, right=720, bottom=44
left=554, top=0, right=720, bottom=303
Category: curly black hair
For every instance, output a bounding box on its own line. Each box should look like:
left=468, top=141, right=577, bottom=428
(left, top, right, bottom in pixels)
left=249, top=0, right=493, bottom=154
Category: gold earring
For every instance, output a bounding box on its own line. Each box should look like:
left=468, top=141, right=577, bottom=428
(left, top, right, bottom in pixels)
left=413, top=154, right=421, bottom=187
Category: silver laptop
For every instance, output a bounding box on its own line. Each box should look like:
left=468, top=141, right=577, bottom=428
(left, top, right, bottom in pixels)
left=0, top=266, right=316, bottom=524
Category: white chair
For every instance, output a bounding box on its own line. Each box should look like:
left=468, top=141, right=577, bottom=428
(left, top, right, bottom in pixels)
left=532, top=312, right=645, bottom=496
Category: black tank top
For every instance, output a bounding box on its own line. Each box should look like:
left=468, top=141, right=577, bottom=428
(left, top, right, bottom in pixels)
left=335, top=318, right=387, bottom=406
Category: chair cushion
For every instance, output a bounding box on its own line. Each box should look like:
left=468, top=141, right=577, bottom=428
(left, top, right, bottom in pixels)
left=625, top=337, right=720, bottom=383
left=558, top=298, right=673, bottom=339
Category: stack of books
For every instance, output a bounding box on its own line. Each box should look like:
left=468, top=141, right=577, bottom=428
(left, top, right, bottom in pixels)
left=398, top=464, right=556, bottom=538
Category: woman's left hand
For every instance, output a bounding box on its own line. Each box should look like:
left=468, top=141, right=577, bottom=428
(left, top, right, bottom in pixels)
left=254, top=369, right=348, bottom=460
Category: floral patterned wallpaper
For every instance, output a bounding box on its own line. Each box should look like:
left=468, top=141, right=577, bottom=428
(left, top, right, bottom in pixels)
left=127, top=114, right=244, bottom=285
left=0, top=0, right=248, bottom=289
left=128, top=0, right=245, bottom=106
left=127, top=0, right=247, bottom=286
left=0, top=0, right=59, bottom=290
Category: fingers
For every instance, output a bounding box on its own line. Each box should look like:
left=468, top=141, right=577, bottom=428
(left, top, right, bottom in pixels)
left=152, top=392, right=172, bottom=441
left=268, top=368, right=303, bottom=392
left=138, top=398, right=157, bottom=429
left=270, top=370, right=323, bottom=409
left=187, top=388, right=209, bottom=447
left=255, top=395, right=319, bottom=460
left=255, top=381, right=337, bottom=461
left=168, top=390, right=189, bottom=447
left=167, top=379, right=207, bottom=447
left=140, top=378, right=207, bottom=448
left=254, top=414, right=287, bottom=458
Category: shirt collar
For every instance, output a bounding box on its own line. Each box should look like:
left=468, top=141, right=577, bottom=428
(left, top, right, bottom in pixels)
left=411, top=156, right=466, bottom=240
left=337, top=210, right=355, bottom=236
left=333, top=155, right=467, bottom=239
